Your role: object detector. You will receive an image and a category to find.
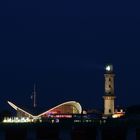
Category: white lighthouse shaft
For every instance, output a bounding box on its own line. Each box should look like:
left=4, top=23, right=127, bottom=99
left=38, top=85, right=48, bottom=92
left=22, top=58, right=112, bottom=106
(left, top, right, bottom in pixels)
left=103, top=65, right=116, bottom=116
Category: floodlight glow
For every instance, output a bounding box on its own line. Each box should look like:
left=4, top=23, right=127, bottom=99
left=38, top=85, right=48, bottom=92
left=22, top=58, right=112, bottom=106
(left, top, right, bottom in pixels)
left=2, top=117, right=33, bottom=123
left=106, top=66, right=111, bottom=71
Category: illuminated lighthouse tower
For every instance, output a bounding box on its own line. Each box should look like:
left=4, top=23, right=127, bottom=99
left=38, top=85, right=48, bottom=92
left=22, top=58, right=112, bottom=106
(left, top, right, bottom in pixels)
left=103, top=64, right=116, bottom=117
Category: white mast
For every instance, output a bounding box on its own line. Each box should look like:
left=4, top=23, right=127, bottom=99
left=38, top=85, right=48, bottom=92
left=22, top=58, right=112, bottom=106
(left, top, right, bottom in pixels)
left=33, top=84, right=37, bottom=108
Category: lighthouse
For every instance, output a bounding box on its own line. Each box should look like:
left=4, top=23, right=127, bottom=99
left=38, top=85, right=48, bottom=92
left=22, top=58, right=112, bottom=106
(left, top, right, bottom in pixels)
left=103, top=64, right=116, bottom=117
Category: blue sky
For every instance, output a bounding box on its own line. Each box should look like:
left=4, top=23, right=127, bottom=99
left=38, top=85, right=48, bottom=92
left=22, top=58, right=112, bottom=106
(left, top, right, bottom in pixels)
left=0, top=0, right=140, bottom=112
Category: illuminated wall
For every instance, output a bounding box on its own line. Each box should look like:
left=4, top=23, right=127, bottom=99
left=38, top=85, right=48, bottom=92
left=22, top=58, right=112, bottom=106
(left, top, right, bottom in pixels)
left=41, top=104, right=81, bottom=117
left=37, top=101, right=82, bottom=118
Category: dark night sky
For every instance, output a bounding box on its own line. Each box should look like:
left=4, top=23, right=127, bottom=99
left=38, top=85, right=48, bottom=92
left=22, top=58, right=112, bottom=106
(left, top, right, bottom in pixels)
left=0, top=1, right=140, bottom=112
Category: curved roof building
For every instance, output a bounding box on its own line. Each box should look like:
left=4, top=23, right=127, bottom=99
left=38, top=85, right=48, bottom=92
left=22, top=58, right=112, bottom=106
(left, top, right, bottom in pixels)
left=7, top=101, right=82, bottom=119
left=37, top=101, right=82, bottom=118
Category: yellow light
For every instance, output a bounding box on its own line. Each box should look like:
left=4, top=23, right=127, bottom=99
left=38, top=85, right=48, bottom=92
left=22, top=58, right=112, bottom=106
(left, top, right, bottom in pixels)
left=2, top=117, right=33, bottom=123
left=112, top=111, right=125, bottom=118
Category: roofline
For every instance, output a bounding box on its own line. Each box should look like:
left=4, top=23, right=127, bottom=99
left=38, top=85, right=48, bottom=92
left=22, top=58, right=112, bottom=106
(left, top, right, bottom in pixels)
left=37, top=101, right=82, bottom=117
left=7, top=101, right=34, bottom=118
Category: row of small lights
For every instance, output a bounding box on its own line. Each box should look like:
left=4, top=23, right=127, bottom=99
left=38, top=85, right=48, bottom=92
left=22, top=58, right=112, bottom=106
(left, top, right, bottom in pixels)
left=74, top=119, right=107, bottom=124
left=3, top=117, right=33, bottom=123
left=2, top=117, right=61, bottom=124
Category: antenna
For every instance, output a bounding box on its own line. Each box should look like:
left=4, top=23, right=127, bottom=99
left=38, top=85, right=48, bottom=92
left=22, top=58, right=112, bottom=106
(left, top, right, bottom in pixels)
left=33, top=83, right=37, bottom=108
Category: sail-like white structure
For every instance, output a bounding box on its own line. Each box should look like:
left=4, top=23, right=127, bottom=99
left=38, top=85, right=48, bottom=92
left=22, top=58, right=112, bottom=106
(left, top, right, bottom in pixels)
left=7, top=101, right=82, bottom=120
